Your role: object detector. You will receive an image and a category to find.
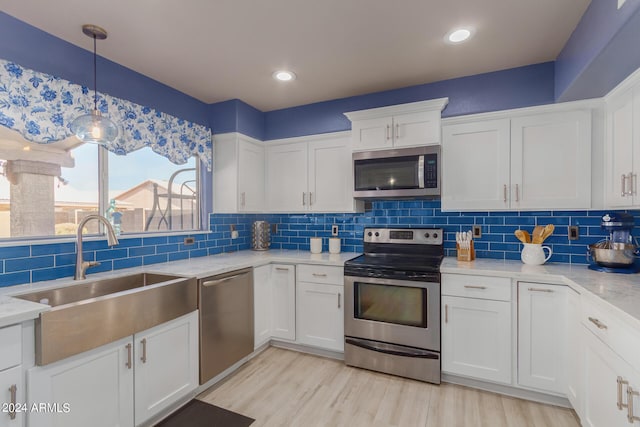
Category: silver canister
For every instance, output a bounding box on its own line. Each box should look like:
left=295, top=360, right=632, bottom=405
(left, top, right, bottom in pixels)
left=251, top=221, right=271, bottom=251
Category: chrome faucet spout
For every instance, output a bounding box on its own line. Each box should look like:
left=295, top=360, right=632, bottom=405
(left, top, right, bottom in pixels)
left=75, top=214, right=120, bottom=280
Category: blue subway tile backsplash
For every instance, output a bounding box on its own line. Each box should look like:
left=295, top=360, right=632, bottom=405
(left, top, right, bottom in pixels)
left=1, top=199, right=639, bottom=287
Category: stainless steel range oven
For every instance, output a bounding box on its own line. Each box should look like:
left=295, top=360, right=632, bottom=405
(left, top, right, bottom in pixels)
left=344, top=227, right=443, bottom=384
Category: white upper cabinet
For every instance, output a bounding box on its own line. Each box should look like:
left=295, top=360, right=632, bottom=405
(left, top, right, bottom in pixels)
left=266, top=132, right=362, bottom=213
left=604, top=73, right=640, bottom=208
left=344, top=98, right=448, bottom=151
left=442, top=119, right=511, bottom=210
left=213, top=133, right=265, bottom=213
left=442, top=102, right=593, bottom=211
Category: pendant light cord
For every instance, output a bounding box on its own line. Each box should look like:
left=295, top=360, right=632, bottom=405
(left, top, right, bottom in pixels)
left=93, top=34, right=98, bottom=112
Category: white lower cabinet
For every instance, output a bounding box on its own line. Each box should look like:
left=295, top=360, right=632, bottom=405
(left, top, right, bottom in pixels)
left=517, top=282, right=568, bottom=394
left=296, top=265, right=344, bottom=352
left=271, top=264, right=296, bottom=341
left=27, top=311, right=198, bottom=427
left=253, top=264, right=272, bottom=349
left=566, top=287, right=584, bottom=415
left=0, top=324, right=22, bottom=427
left=582, top=327, right=640, bottom=427
left=133, top=311, right=199, bottom=425
left=442, top=295, right=512, bottom=384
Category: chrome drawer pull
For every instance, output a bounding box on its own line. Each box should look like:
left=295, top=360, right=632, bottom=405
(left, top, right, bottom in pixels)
left=445, top=304, right=448, bottom=323
left=528, top=288, right=554, bottom=293
left=275, top=267, right=289, bottom=271
left=464, top=285, right=486, bottom=290
left=312, top=273, right=328, bottom=277
left=338, top=293, right=341, bottom=309
left=588, top=317, right=608, bottom=330
left=125, top=343, right=132, bottom=369
left=618, top=376, right=629, bottom=410
left=628, top=386, right=640, bottom=423
left=141, top=338, right=147, bottom=363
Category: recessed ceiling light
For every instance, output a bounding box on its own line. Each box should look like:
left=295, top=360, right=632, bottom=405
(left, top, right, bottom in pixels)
left=446, top=28, right=473, bottom=44
left=273, top=70, right=296, bottom=82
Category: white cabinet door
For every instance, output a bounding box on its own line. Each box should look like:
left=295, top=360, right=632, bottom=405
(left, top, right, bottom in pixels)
left=254, top=264, right=272, bottom=349
left=393, top=110, right=441, bottom=148
left=442, top=119, right=511, bottom=210
left=134, top=311, right=198, bottom=426
left=511, top=111, right=591, bottom=209
left=606, top=91, right=634, bottom=207
left=296, top=281, right=344, bottom=352
left=271, top=264, right=296, bottom=341
left=567, top=287, right=584, bottom=418
left=351, top=116, right=393, bottom=151
left=266, top=142, right=308, bottom=212
left=27, top=336, right=134, bottom=427
left=237, top=138, right=265, bottom=212
left=582, top=327, right=640, bottom=427
left=517, top=282, right=568, bottom=394
left=0, top=366, right=23, bottom=427
left=442, top=295, right=511, bottom=384
left=308, top=136, right=353, bottom=212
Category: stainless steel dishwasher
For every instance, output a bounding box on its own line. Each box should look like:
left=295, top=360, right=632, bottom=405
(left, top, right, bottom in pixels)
left=199, top=267, right=254, bottom=384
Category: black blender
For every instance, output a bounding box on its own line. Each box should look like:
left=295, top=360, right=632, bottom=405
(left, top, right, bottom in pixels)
left=588, top=213, right=640, bottom=273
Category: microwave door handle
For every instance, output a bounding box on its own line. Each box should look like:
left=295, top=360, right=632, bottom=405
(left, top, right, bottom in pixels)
left=418, top=155, right=425, bottom=188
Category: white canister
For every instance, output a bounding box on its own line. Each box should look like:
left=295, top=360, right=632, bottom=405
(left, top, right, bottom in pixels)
left=310, top=237, right=322, bottom=254
left=521, top=243, right=552, bottom=265
left=329, top=237, right=341, bottom=254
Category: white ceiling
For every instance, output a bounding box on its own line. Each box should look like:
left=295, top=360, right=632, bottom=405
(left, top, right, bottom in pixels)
left=1, top=0, right=591, bottom=112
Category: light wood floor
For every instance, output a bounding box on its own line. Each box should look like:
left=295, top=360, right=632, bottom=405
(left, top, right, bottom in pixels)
left=198, top=347, right=580, bottom=427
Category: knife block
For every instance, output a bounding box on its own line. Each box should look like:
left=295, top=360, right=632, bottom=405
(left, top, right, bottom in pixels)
left=456, top=241, right=475, bottom=262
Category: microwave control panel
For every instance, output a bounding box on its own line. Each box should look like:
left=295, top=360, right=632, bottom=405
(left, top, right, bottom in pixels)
left=424, top=153, right=438, bottom=188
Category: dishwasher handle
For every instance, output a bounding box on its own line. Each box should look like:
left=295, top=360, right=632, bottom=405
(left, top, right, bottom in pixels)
left=201, top=270, right=251, bottom=287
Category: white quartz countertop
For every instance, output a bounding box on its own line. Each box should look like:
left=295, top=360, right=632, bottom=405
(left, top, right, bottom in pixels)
left=0, top=250, right=358, bottom=327
left=441, top=257, right=640, bottom=330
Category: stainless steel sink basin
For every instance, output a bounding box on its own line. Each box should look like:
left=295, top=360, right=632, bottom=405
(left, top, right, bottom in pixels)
left=14, top=272, right=197, bottom=365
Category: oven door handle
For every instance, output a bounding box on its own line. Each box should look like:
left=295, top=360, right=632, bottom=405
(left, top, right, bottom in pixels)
left=418, top=155, right=425, bottom=188
left=346, top=338, right=439, bottom=359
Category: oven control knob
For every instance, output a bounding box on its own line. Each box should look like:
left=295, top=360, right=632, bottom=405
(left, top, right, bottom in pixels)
left=424, top=232, right=430, bottom=238
left=375, top=232, right=380, bottom=237
left=367, top=232, right=372, bottom=237
left=433, top=233, right=438, bottom=239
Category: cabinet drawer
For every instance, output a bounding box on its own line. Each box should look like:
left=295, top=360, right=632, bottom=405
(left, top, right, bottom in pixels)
left=581, top=294, right=640, bottom=373
left=297, top=265, right=344, bottom=286
left=442, top=274, right=511, bottom=301
left=0, top=325, right=21, bottom=371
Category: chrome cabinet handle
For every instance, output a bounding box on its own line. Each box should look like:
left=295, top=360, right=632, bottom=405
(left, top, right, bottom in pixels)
left=125, top=343, right=132, bottom=369
left=627, top=173, right=634, bottom=196
left=275, top=267, right=289, bottom=271
left=622, top=174, right=628, bottom=197
left=241, top=192, right=246, bottom=207
left=528, top=288, right=554, bottom=293
left=302, top=192, right=306, bottom=206
left=312, top=273, right=328, bottom=277
left=464, top=285, right=487, bottom=290
left=338, top=292, right=341, bottom=309
left=8, top=384, right=16, bottom=420
left=309, top=192, right=313, bottom=206
left=395, top=123, right=400, bottom=139
left=633, top=173, right=638, bottom=196
left=618, top=376, right=629, bottom=410
left=141, top=338, right=147, bottom=363
left=588, top=317, right=608, bottom=330
left=445, top=304, right=448, bottom=323
left=386, top=125, right=391, bottom=140
left=628, top=386, right=640, bottom=423
left=503, top=184, right=507, bottom=203
left=515, top=184, right=520, bottom=202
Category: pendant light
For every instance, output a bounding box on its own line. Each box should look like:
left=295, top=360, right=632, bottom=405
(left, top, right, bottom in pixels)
left=70, top=24, right=118, bottom=144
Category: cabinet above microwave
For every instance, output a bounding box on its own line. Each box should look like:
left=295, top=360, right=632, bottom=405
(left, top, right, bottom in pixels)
left=344, top=98, right=449, bottom=152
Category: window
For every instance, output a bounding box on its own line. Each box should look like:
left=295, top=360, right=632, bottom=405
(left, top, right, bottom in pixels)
left=0, top=140, right=200, bottom=240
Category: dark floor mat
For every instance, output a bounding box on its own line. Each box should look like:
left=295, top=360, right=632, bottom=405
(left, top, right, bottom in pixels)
left=155, top=399, right=254, bottom=427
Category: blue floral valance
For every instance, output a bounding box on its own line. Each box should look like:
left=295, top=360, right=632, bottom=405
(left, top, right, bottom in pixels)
left=0, top=59, right=212, bottom=171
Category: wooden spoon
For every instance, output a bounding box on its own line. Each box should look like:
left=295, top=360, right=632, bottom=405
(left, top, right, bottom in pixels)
left=540, top=224, right=555, bottom=243
left=532, top=225, right=545, bottom=244
left=514, top=229, right=530, bottom=244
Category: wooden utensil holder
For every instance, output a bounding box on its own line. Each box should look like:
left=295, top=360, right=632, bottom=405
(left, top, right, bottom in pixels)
left=456, top=241, right=475, bottom=262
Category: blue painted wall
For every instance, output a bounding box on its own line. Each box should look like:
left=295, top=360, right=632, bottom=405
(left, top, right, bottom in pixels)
left=0, top=12, right=209, bottom=126
left=556, top=0, right=640, bottom=101
left=263, top=62, right=555, bottom=140
left=208, top=99, right=265, bottom=141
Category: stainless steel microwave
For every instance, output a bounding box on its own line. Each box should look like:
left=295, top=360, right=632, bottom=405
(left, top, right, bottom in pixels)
left=353, top=146, right=440, bottom=199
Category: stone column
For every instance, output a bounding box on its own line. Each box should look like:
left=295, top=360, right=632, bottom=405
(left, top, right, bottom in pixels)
left=6, top=160, right=61, bottom=237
